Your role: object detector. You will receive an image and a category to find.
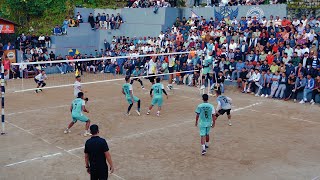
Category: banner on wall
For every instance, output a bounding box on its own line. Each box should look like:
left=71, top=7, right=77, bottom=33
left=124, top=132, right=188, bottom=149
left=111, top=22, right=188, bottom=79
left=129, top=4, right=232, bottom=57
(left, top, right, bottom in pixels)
left=0, top=24, right=15, bottom=34
left=214, top=7, right=239, bottom=21
left=68, top=49, right=80, bottom=56
left=4, top=50, right=16, bottom=63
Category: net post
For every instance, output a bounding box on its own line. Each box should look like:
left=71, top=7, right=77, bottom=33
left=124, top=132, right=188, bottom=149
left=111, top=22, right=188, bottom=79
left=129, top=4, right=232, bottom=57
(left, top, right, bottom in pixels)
left=1, top=58, right=5, bottom=135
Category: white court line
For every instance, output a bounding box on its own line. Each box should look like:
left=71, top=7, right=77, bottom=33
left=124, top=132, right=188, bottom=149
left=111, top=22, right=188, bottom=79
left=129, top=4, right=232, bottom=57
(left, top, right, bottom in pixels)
left=5, top=153, right=62, bottom=167
left=247, top=109, right=320, bottom=124
left=311, top=176, right=320, bottom=180
left=290, top=117, right=320, bottom=124
left=7, top=105, right=69, bottom=116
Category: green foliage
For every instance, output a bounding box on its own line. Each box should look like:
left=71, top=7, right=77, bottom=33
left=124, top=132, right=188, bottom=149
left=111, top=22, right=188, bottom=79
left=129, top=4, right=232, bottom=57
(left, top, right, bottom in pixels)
left=0, top=0, right=124, bottom=35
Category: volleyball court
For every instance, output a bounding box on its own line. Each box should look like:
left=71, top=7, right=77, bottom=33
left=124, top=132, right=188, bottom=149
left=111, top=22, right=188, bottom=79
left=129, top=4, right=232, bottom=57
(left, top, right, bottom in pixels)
left=1, top=52, right=320, bottom=179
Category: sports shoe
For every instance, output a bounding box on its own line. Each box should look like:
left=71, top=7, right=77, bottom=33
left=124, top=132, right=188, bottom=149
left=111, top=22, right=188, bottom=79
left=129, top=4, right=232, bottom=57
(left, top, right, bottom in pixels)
left=125, top=112, right=130, bottom=116
left=147, top=111, right=150, bottom=115
left=265, top=94, right=269, bottom=98
left=156, top=112, right=160, bottom=117
left=136, top=110, right=141, bottom=116
left=255, top=94, right=259, bottom=97
left=64, top=129, right=71, bottom=134
left=261, top=94, right=265, bottom=97
left=83, top=131, right=92, bottom=137
left=205, top=145, right=209, bottom=149
left=200, top=85, right=205, bottom=90
left=294, top=99, right=296, bottom=102
left=201, top=149, right=206, bottom=155
left=34, top=90, right=38, bottom=93
left=142, top=86, right=145, bottom=90
left=299, top=100, right=305, bottom=104
left=228, top=120, right=232, bottom=126
left=166, top=85, right=172, bottom=90
left=310, top=99, right=315, bottom=105
left=39, top=89, right=42, bottom=92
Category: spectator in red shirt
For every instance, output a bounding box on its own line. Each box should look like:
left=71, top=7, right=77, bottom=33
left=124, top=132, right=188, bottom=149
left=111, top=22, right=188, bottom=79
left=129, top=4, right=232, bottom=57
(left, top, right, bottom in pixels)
left=3, top=56, right=11, bottom=71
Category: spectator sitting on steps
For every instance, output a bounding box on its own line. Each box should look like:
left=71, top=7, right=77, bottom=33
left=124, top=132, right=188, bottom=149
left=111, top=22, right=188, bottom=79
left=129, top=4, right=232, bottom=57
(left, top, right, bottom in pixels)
left=77, top=12, right=83, bottom=23
left=53, top=25, right=62, bottom=36
left=115, top=13, right=123, bottom=29
left=88, top=13, right=95, bottom=30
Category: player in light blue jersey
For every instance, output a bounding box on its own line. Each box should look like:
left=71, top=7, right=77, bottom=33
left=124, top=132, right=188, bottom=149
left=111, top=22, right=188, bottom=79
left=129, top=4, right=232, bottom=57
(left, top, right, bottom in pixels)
left=147, top=78, right=168, bottom=116
left=122, top=76, right=141, bottom=116
left=64, top=92, right=91, bottom=136
left=195, top=94, right=216, bottom=155
left=215, top=90, right=233, bottom=126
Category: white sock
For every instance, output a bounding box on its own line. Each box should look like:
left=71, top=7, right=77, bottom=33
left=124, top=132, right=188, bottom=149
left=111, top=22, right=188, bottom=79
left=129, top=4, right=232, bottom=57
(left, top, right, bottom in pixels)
left=202, top=144, right=206, bottom=150
left=205, top=142, right=208, bottom=146
left=147, top=110, right=150, bottom=113
left=157, top=111, right=160, bottom=114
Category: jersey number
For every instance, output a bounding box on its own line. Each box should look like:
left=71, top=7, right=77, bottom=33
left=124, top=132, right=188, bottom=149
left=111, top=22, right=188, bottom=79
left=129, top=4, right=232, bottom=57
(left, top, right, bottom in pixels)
left=155, top=88, right=160, bottom=94
left=124, top=88, right=129, bottom=94
left=204, top=110, right=209, bottom=118
left=73, top=103, right=77, bottom=110
left=222, top=98, right=228, bottom=103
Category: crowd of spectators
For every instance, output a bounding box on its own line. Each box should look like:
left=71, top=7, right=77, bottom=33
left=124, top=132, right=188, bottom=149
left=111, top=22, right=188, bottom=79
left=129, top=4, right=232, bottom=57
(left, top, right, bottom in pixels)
left=127, top=0, right=175, bottom=8
left=5, top=12, right=320, bottom=104
left=88, top=12, right=123, bottom=30
left=195, top=0, right=284, bottom=7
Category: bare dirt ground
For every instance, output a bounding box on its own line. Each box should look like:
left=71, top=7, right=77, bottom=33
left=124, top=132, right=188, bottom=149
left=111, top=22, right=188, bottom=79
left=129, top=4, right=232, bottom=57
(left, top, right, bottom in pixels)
left=1, top=74, right=320, bottom=180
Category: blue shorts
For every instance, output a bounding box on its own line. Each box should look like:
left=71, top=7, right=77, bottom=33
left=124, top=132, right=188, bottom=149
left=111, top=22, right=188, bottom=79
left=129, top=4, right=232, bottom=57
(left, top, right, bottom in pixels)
left=151, top=97, right=163, bottom=107
left=72, top=114, right=89, bottom=123
left=199, top=126, right=211, bottom=136
left=126, top=96, right=139, bottom=104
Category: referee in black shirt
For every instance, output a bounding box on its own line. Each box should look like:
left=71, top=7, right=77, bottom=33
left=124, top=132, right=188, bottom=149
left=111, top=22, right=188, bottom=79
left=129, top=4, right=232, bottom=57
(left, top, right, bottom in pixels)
left=85, top=124, right=114, bottom=180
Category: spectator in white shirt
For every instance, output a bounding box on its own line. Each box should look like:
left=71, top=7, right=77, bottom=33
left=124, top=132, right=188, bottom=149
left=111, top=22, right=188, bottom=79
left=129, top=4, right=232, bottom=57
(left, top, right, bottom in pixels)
left=260, top=16, right=267, bottom=27
left=229, top=39, right=237, bottom=52
left=292, top=17, right=300, bottom=27
left=247, top=69, right=263, bottom=96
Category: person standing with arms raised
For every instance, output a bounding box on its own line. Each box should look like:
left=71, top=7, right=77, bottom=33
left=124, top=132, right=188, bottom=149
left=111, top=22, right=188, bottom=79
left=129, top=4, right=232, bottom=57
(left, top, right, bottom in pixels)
left=85, top=124, right=114, bottom=180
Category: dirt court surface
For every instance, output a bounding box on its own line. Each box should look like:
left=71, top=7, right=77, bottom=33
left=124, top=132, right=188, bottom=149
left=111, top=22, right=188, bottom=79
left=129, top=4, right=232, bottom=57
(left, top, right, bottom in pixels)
left=1, top=74, right=320, bottom=180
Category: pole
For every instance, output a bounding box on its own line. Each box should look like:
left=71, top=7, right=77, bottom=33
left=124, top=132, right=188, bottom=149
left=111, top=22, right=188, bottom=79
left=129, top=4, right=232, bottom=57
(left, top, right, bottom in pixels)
left=1, top=58, right=5, bottom=135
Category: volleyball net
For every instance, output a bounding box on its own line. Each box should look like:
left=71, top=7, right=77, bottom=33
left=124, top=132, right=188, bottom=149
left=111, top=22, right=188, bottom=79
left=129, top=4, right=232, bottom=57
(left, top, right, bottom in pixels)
left=7, top=51, right=204, bottom=93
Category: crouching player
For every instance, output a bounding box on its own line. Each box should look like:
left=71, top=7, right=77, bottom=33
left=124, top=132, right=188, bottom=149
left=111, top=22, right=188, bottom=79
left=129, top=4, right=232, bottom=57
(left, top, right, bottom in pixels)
left=130, top=66, right=145, bottom=89
left=147, top=78, right=168, bottom=116
left=34, top=70, right=47, bottom=93
left=195, top=94, right=216, bottom=155
left=215, top=90, right=232, bottom=126
left=64, top=92, right=91, bottom=137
